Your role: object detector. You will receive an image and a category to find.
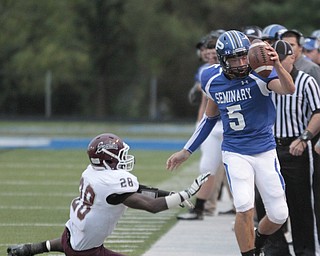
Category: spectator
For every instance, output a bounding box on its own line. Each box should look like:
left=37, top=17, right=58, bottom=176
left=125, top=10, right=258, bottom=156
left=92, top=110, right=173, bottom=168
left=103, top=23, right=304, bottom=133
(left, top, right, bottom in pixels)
left=311, top=29, right=320, bottom=40
left=261, top=24, right=287, bottom=44
left=242, top=25, right=263, bottom=42
left=257, top=40, right=320, bottom=255
left=188, top=34, right=210, bottom=106
left=273, top=40, right=320, bottom=255
left=303, top=37, right=320, bottom=66
left=281, top=29, right=320, bottom=84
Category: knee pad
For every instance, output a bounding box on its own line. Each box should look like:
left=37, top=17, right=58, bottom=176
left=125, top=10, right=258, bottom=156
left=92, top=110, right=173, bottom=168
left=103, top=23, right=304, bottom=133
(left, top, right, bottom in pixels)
left=265, top=200, right=288, bottom=224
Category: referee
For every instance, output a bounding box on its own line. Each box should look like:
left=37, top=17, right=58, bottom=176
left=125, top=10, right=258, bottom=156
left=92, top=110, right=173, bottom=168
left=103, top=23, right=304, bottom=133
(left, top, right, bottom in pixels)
left=261, top=40, right=320, bottom=256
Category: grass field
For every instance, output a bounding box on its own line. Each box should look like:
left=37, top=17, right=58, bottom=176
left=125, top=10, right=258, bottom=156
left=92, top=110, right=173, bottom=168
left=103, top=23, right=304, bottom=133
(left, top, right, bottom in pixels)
left=0, top=120, right=200, bottom=255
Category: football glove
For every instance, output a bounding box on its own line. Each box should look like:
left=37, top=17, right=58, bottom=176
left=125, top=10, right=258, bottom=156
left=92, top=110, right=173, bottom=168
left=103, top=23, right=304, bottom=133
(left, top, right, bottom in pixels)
left=164, top=172, right=210, bottom=209
left=180, top=199, right=195, bottom=209
left=185, top=172, right=210, bottom=198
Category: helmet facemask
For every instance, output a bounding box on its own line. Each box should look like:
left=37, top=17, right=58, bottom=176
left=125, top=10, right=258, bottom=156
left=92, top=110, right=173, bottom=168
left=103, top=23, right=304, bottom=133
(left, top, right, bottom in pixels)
left=219, top=51, right=251, bottom=79
left=100, top=142, right=134, bottom=171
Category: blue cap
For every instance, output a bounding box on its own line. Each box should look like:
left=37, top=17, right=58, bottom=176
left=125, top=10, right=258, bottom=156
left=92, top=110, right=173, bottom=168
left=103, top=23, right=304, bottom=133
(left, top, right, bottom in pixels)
left=303, top=37, right=319, bottom=51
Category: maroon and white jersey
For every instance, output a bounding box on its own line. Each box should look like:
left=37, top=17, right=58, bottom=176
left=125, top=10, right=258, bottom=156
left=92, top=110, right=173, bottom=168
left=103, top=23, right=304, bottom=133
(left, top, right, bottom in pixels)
left=66, top=164, right=139, bottom=250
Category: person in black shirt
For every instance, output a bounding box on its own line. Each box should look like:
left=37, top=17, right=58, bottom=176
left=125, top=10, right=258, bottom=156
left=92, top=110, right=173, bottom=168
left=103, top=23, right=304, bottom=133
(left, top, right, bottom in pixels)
left=256, top=40, right=320, bottom=256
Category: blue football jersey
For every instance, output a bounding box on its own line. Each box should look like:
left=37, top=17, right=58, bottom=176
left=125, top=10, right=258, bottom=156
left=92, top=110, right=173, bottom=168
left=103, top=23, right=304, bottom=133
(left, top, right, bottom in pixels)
left=194, top=63, right=210, bottom=83
left=200, top=65, right=278, bottom=155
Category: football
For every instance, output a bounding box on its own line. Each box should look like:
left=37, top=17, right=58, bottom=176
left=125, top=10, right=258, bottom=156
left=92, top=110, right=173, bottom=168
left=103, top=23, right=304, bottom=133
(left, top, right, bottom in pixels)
left=248, top=39, right=273, bottom=78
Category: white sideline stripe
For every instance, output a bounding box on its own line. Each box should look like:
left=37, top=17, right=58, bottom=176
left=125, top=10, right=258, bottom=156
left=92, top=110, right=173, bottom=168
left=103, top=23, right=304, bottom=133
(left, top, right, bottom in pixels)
left=106, top=240, right=145, bottom=243
left=123, top=212, right=173, bottom=218
left=121, top=216, right=171, bottom=220
left=118, top=220, right=166, bottom=224
left=0, top=192, right=76, bottom=197
left=111, top=231, right=153, bottom=235
left=111, top=227, right=161, bottom=231
left=0, top=180, right=77, bottom=186
left=0, top=137, right=50, bottom=147
left=2, top=162, right=84, bottom=170
left=0, top=223, right=64, bottom=227
left=0, top=205, right=68, bottom=210
left=110, top=234, right=150, bottom=238
left=116, top=224, right=164, bottom=229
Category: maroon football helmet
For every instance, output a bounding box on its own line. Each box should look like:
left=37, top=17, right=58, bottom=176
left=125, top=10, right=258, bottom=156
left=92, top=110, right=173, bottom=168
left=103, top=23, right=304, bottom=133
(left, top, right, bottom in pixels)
left=87, top=133, right=134, bottom=171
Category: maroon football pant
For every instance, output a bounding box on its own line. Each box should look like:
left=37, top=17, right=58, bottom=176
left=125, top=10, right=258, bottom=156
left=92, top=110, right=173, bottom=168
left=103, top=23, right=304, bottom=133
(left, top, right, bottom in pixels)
left=61, top=228, right=125, bottom=256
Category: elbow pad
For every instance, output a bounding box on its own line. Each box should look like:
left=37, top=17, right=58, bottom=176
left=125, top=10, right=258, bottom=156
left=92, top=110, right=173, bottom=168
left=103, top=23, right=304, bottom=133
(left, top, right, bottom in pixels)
left=184, top=114, right=220, bottom=153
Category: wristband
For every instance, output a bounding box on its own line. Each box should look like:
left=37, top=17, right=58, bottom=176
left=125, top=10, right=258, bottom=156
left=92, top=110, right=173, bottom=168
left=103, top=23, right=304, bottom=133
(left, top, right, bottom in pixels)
left=46, top=240, right=51, bottom=251
left=165, top=193, right=183, bottom=209
left=298, top=130, right=313, bottom=142
left=164, top=191, right=190, bottom=209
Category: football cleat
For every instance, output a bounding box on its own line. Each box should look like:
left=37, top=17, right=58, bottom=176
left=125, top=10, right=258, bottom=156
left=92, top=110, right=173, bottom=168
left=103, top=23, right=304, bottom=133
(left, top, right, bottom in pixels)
left=7, top=244, right=32, bottom=256
left=203, top=208, right=215, bottom=216
left=177, top=209, right=203, bottom=220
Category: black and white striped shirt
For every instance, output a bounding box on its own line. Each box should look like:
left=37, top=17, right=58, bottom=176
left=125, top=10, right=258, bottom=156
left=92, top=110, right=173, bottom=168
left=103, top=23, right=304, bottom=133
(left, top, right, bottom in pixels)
left=273, top=67, right=320, bottom=138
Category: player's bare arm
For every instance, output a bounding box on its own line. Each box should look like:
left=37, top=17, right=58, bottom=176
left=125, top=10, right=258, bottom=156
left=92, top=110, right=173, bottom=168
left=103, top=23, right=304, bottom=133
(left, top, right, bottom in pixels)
left=267, top=45, right=295, bottom=95
left=123, top=193, right=168, bottom=213
left=123, top=173, right=210, bottom=212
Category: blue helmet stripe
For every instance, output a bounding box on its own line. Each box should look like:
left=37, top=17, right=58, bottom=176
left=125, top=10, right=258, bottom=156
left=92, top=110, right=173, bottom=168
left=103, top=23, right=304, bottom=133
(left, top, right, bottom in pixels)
left=224, top=32, right=234, bottom=49
left=228, top=30, right=243, bottom=48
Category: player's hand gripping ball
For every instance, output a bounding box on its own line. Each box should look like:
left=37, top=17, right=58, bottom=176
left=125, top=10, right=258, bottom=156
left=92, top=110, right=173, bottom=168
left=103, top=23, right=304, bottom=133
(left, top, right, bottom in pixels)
left=248, top=39, right=273, bottom=78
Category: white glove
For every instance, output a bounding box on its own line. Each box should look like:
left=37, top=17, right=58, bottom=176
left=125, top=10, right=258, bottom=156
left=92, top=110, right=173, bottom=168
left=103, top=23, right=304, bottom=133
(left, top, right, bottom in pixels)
left=165, top=172, right=210, bottom=209
left=169, top=191, right=195, bottom=209
left=185, top=172, right=210, bottom=198
left=180, top=199, right=195, bottom=209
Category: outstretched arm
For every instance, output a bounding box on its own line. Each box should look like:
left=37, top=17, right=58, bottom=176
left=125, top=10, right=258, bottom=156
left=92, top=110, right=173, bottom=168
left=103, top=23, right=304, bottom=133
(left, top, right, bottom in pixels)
left=123, top=173, right=210, bottom=213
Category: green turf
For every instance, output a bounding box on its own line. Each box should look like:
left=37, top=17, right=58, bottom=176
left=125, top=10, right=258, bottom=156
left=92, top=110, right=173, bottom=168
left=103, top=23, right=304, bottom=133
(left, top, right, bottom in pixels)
left=0, top=148, right=199, bottom=255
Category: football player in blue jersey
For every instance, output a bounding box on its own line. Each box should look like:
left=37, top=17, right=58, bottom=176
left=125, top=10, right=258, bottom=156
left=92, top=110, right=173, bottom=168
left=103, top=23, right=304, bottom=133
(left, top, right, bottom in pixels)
left=166, top=30, right=295, bottom=256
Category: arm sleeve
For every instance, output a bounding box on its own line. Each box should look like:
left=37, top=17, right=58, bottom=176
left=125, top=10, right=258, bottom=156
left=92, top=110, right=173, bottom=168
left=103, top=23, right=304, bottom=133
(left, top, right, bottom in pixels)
left=184, top=114, right=220, bottom=153
left=107, top=192, right=135, bottom=205
left=137, top=184, right=171, bottom=198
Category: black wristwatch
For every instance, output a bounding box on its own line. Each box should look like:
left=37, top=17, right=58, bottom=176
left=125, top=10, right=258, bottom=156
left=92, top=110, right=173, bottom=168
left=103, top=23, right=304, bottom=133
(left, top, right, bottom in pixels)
left=299, top=130, right=313, bottom=142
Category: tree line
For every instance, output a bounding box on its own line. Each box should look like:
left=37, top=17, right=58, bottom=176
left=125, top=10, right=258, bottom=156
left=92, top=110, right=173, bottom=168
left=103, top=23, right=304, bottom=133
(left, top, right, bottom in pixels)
left=0, top=0, right=318, bottom=121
